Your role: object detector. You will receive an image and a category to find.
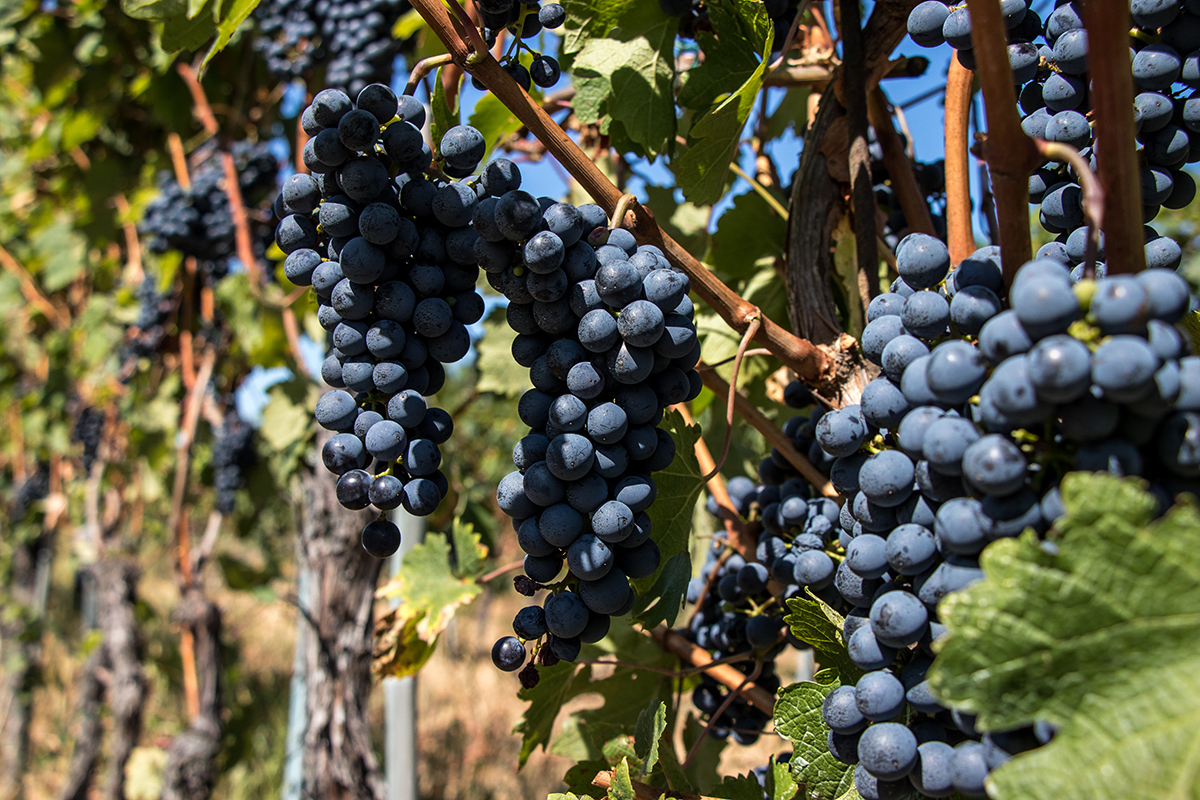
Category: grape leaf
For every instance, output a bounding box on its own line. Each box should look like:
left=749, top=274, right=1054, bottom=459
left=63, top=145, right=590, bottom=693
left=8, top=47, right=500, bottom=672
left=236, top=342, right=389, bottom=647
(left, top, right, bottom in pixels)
left=633, top=700, right=667, bottom=776
left=475, top=308, right=528, bottom=398
left=373, top=528, right=487, bottom=678
left=630, top=552, right=690, bottom=628
left=431, top=67, right=460, bottom=159
left=774, top=671, right=861, bottom=800
left=767, top=756, right=798, bottom=800
left=676, top=0, right=774, bottom=204
left=200, top=0, right=260, bottom=70
left=632, top=409, right=703, bottom=593
left=784, top=595, right=862, bottom=684
left=711, top=775, right=770, bottom=800
left=449, top=517, right=487, bottom=579
left=607, top=758, right=635, bottom=800
left=677, top=0, right=768, bottom=111
left=517, top=661, right=584, bottom=765
left=570, top=2, right=677, bottom=157
left=561, top=0, right=643, bottom=55
left=468, top=92, right=524, bottom=164
left=707, top=191, right=787, bottom=282
left=929, top=472, right=1200, bottom=800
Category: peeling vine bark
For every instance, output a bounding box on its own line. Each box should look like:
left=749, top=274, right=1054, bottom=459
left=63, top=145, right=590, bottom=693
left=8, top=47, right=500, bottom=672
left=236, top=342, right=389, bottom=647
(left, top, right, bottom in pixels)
left=299, top=432, right=386, bottom=800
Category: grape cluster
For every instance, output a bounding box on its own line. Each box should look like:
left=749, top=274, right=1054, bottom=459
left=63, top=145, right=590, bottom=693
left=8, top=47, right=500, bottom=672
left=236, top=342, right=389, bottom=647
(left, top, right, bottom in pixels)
left=10, top=464, right=49, bottom=521
left=487, top=196, right=704, bottom=678
left=905, top=0, right=1191, bottom=272
left=119, top=277, right=174, bottom=369
left=472, top=0, right=566, bottom=93
left=140, top=141, right=280, bottom=281
left=663, top=0, right=806, bottom=51
left=72, top=407, right=105, bottom=473
left=253, top=0, right=413, bottom=96
left=212, top=410, right=257, bottom=515
left=276, top=85, right=487, bottom=558
left=815, top=232, right=1199, bottom=799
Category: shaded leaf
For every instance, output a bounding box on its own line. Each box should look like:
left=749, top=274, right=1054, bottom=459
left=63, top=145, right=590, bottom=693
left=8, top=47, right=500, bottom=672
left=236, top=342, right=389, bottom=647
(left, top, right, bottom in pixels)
left=516, top=661, right=583, bottom=765
left=372, top=606, right=438, bottom=679
left=630, top=551, right=690, bottom=628
left=606, top=758, right=635, bottom=800
left=431, top=67, right=460, bottom=159
left=707, top=191, right=787, bottom=282
left=633, top=409, right=703, bottom=593
left=633, top=700, right=667, bottom=776
left=710, top=774, right=769, bottom=800
left=784, top=595, right=862, bottom=684
left=469, top=92, right=525, bottom=163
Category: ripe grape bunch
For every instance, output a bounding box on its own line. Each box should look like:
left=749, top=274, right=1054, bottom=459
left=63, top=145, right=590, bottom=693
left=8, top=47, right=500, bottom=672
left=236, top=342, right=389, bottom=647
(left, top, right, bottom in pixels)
left=275, top=84, right=488, bottom=559
left=212, top=410, right=257, bottom=516
left=905, top=0, right=1190, bottom=274
left=674, top=385, right=847, bottom=742
left=253, top=0, right=414, bottom=96
left=486, top=196, right=704, bottom=680
left=473, top=0, right=566, bottom=93
left=140, top=140, right=281, bottom=281
left=813, top=231, right=1200, bottom=799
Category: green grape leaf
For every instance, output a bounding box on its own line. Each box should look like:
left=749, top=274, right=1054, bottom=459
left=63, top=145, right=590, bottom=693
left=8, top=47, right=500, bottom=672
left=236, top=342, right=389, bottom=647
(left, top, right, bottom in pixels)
left=374, top=528, right=487, bottom=678
left=431, top=67, right=460, bottom=159
left=633, top=700, right=667, bottom=776
left=784, top=595, right=862, bottom=684
left=677, top=0, right=768, bottom=111
left=630, top=552, right=690, bottom=628
left=160, top=0, right=217, bottom=52
left=468, top=92, right=524, bottom=164
left=200, top=0, right=260, bottom=70
left=121, top=0, right=186, bottom=21
left=607, top=758, right=635, bottom=800
left=633, top=409, right=703, bottom=594
left=549, top=794, right=597, bottom=800
left=707, top=190, right=787, bottom=282
left=774, top=672, right=860, bottom=800
left=570, top=3, right=678, bottom=157
left=475, top=308, right=528, bottom=397
left=676, top=0, right=773, bottom=204
left=711, top=774, right=772, bottom=800
left=561, top=0, right=644, bottom=55
left=930, top=472, right=1200, bottom=800
left=449, top=517, right=487, bottom=579
left=643, top=184, right=710, bottom=258
left=517, top=662, right=584, bottom=766
left=767, top=756, right=799, bottom=800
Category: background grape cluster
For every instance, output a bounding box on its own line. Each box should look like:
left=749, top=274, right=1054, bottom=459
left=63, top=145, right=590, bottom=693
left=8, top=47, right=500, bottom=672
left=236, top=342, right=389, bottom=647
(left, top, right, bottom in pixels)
left=486, top=192, right=705, bottom=682
left=254, top=0, right=414, bottom=96
left=140, top=141, right=281, bottom=282
left=276, top=85, right=489, bottom=557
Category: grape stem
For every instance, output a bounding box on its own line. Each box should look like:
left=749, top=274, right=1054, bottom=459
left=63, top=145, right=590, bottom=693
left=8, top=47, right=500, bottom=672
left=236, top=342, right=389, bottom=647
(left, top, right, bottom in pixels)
left=703, top=316, right=762, bottom=482
left=944, top=59, right=975, bottom=266
left=610, top=193, right=642, bottom=232
left=651, top=627, right=775, bottom=714
left=407, top=0, right=835, bottom=387
left=673, top=403, right=757, bottom=558
left=697, top=365, right=839, bottom=498
left=1081, top=0, right=1146, bottom=274
left=1034, top=139, right=1105, bottom=278
left=0, top=244, right=69, bottom=329
left=404, top=54, right=454, bottom=96
left=682, top=656, right=764, bottom=769
left=474, top=559, right=524, bottom=584
left=591, top=767, right=723, bottom=800
left=964, top=0, right=1042, bottom=283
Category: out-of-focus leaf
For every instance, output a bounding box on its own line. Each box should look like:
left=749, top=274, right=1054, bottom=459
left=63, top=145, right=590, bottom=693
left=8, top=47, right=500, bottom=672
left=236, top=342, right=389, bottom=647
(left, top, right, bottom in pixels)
left=431, top=67, right=460, bottom=159
left=201, top=0, right=261, bottom=70
left=633, top=700, right=667, bottom=776
left=476, top=309, right=528, bottom=397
